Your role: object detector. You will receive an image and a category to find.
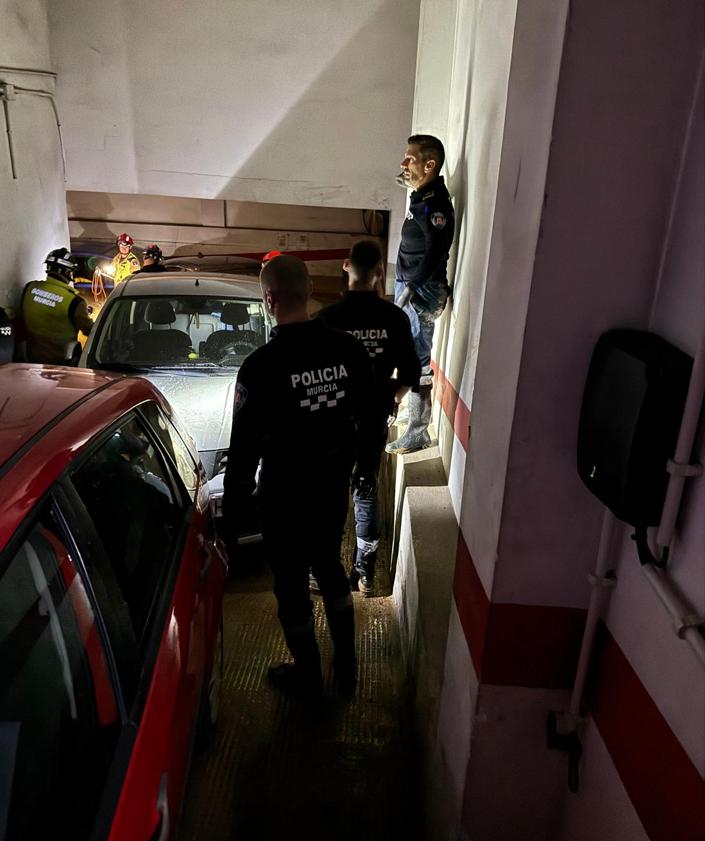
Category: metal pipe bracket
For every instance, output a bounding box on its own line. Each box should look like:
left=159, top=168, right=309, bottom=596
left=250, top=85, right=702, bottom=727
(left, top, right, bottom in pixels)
left=666, top=458, right=703, bottom=478
left=676, top=614, right=705, bottom=639
left=588, top=570, right=618, bottom=589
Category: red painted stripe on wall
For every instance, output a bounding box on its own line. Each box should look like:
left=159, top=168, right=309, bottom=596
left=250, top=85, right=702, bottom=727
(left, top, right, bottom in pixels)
left=431, top=362, right=471, bottom=449
left=589, top=622, right=705, bottom=841
left=453, top=531, right=704, bottom=839
left=453, top=533, right=490, bottom=675
left=453, top=533, right=586, bottom=688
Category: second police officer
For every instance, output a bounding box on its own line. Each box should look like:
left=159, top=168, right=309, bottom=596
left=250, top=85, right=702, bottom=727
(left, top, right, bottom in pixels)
left=318, top=240, right=420, bottom=596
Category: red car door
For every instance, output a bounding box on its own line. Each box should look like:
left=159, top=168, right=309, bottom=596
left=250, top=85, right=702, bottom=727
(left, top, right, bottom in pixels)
left=66, top=408, right=225, bottom=840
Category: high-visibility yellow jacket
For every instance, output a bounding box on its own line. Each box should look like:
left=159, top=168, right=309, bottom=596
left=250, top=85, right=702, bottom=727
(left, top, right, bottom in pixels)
left=111, top=251, right=141, bottom=285
left=21, top=276, right=93, bottom=363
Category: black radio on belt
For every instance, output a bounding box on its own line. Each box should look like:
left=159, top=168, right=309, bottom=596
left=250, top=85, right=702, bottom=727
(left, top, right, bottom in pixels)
left=577, top=329, right=693, bottom=526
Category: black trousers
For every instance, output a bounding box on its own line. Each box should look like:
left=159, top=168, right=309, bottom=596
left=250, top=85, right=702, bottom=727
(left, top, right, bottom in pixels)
left=260, top=466, right=352, bottom=634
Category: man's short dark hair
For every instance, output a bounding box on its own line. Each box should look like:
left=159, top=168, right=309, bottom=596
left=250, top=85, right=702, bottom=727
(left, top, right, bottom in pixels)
left=260, top=254, right=310, bottom=308
left=407, top=134, right=445, bottom=171
left=349, top=240, right=383, bottom=282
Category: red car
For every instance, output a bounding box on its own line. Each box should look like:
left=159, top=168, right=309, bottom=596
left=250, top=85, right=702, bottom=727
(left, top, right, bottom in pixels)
left=0, top=364, right=227, bottom=841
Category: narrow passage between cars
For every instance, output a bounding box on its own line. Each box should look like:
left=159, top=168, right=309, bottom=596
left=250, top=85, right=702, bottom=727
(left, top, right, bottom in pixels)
left=178, top=507, right=420, bottom=841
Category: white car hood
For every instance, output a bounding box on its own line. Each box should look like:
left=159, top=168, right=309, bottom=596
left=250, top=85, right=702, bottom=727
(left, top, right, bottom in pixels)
left=145, top=370, right=236, bottom=453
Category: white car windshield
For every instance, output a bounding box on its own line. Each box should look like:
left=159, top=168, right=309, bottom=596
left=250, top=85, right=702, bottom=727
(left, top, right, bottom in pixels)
left=89, top=295, right=268, bottom=369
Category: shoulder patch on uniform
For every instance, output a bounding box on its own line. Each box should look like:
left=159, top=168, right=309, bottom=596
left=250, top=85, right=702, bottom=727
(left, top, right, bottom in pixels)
left=234, top=381, right=248, bottom=413
left=430, top=211, right=447, bottom=229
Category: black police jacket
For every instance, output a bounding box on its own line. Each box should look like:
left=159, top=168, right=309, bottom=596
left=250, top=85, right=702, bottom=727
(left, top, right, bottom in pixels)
left=319, top=291, right=420, bottom=415
left=223, top=319, right=377, bottom=520
left=397, top=175, right=455, bottom=291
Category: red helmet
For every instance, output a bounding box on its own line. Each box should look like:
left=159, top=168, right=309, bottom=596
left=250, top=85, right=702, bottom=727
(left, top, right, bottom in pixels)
left=117, top=233, right=134, bottom=247
left=144, top=243, right=163, bottom=261
left=261, top=249, right=282, bottom=266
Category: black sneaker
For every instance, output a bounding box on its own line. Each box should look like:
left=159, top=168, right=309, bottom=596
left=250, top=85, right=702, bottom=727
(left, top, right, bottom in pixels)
left=267, top=662, right=323, bottom=698
left=309, top=571, right=321, bottom=594
left=357, top=574, right=374, bottom=597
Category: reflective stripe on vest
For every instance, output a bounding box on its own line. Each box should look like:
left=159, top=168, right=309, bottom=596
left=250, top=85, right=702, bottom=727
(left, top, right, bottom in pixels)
left=22, top=277, right=81, bottom=345
left=112, top=253, right=140, bottom=284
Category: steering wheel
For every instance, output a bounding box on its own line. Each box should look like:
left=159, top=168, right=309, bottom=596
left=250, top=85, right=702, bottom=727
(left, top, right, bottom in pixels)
left=215, top=340, right=259, bottom=363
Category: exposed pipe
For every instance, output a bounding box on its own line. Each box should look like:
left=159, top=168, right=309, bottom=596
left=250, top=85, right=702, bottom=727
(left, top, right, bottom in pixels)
left=13, top=86, right=67, bottom=183
left=641, top=47, right=705, bottom=662
left=649, top=50, right=705, bottom=326
left=656, top=332, right=705, bottom=550
left=1, top=91, right=18, bottom=180
left=0, top=82, right=66, bottom=183
left=0, top=66, right=56, bottom=79
left=569, top=509, right=618, bottom=718
left=642, top=565, right=705, bottom=663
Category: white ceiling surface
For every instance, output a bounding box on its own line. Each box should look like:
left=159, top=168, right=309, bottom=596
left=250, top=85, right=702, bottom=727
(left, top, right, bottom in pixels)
left=48, top=0, right=421, bottom=212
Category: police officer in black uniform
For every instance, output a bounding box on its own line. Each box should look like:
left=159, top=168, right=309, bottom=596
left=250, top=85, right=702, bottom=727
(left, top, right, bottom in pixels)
left=223, top=255, right=377, bottom=697
left=319, top=240, right=420, bottom=595
left=387, top=134, right=455, bottom=455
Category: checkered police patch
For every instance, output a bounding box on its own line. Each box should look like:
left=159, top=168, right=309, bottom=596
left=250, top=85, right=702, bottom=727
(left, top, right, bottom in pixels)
left=430, top=211, right=447, bottom=229
left=234, top=382, right=248, bottom=413
left=300, top=390, right=346, bottom=412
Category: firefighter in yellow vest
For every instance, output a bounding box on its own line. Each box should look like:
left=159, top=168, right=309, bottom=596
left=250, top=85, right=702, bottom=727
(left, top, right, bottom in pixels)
left=20, top=248, right=94, bottom=364
left=110, top=232, right=141, bottom=285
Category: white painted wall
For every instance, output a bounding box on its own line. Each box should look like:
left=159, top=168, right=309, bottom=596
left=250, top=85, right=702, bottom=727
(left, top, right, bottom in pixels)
left=404, top=0, right=704, bottom=839
left=47, top=0, right=420, bottom=273
left=0, top=0, right=69, bottom=309
left=404, top=1, right=571, bottom=837
left=557, top=30, right=705, bottom=835
left=454, top=0, right=569, bottom=597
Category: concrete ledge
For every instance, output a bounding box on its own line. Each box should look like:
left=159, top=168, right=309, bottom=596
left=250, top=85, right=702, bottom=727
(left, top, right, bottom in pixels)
left=389, top=443, right=448, bottom=579
left=393, top=482, right=457, bottom=826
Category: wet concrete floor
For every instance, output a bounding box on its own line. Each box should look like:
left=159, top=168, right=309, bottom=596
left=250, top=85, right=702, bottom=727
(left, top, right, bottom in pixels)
left=178, top=502, right=421, bottom=841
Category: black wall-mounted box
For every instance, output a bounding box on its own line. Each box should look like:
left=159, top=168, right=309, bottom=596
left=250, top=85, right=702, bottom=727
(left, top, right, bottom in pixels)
left=577, top=329, right=693, bottom=526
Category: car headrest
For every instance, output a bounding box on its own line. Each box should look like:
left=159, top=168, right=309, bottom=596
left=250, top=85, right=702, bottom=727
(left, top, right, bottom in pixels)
left=145, top=300, right=176, bottom=325
left=221, top=303, right=250, bottom=326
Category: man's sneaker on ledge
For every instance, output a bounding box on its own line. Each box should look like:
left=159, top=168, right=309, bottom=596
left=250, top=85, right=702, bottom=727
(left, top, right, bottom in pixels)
left=385, top=428, right=431, bottom=455
left=357, top=574, right=374, bottom=597
left=350, top=568, right=374, bottom=597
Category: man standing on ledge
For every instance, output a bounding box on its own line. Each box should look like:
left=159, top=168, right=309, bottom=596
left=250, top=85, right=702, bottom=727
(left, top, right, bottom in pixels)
left=386, top=134, right=455, bottom=455
left=223, top=255, right=377, bottom=697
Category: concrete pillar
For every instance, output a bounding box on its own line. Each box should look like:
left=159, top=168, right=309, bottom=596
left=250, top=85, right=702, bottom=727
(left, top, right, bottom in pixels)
left=0, top=0, right=69, bottom=312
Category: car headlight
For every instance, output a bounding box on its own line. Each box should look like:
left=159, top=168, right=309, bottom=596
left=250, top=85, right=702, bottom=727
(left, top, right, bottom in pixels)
left=210, top=494, right=224, bottom=519
left=208, top=472, right=225, bottom=518
left=214, top=449, right=228, bottom=475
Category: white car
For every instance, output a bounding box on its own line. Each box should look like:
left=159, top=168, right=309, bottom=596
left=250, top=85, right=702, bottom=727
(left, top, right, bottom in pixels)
left=80, top=268, right=270, bottom=528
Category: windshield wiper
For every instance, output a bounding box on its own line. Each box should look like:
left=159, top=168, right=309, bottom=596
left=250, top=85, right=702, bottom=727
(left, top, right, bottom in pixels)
left=94, top=362, right=149, bottom=373
left=150, top=362, right=220, bottom=370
